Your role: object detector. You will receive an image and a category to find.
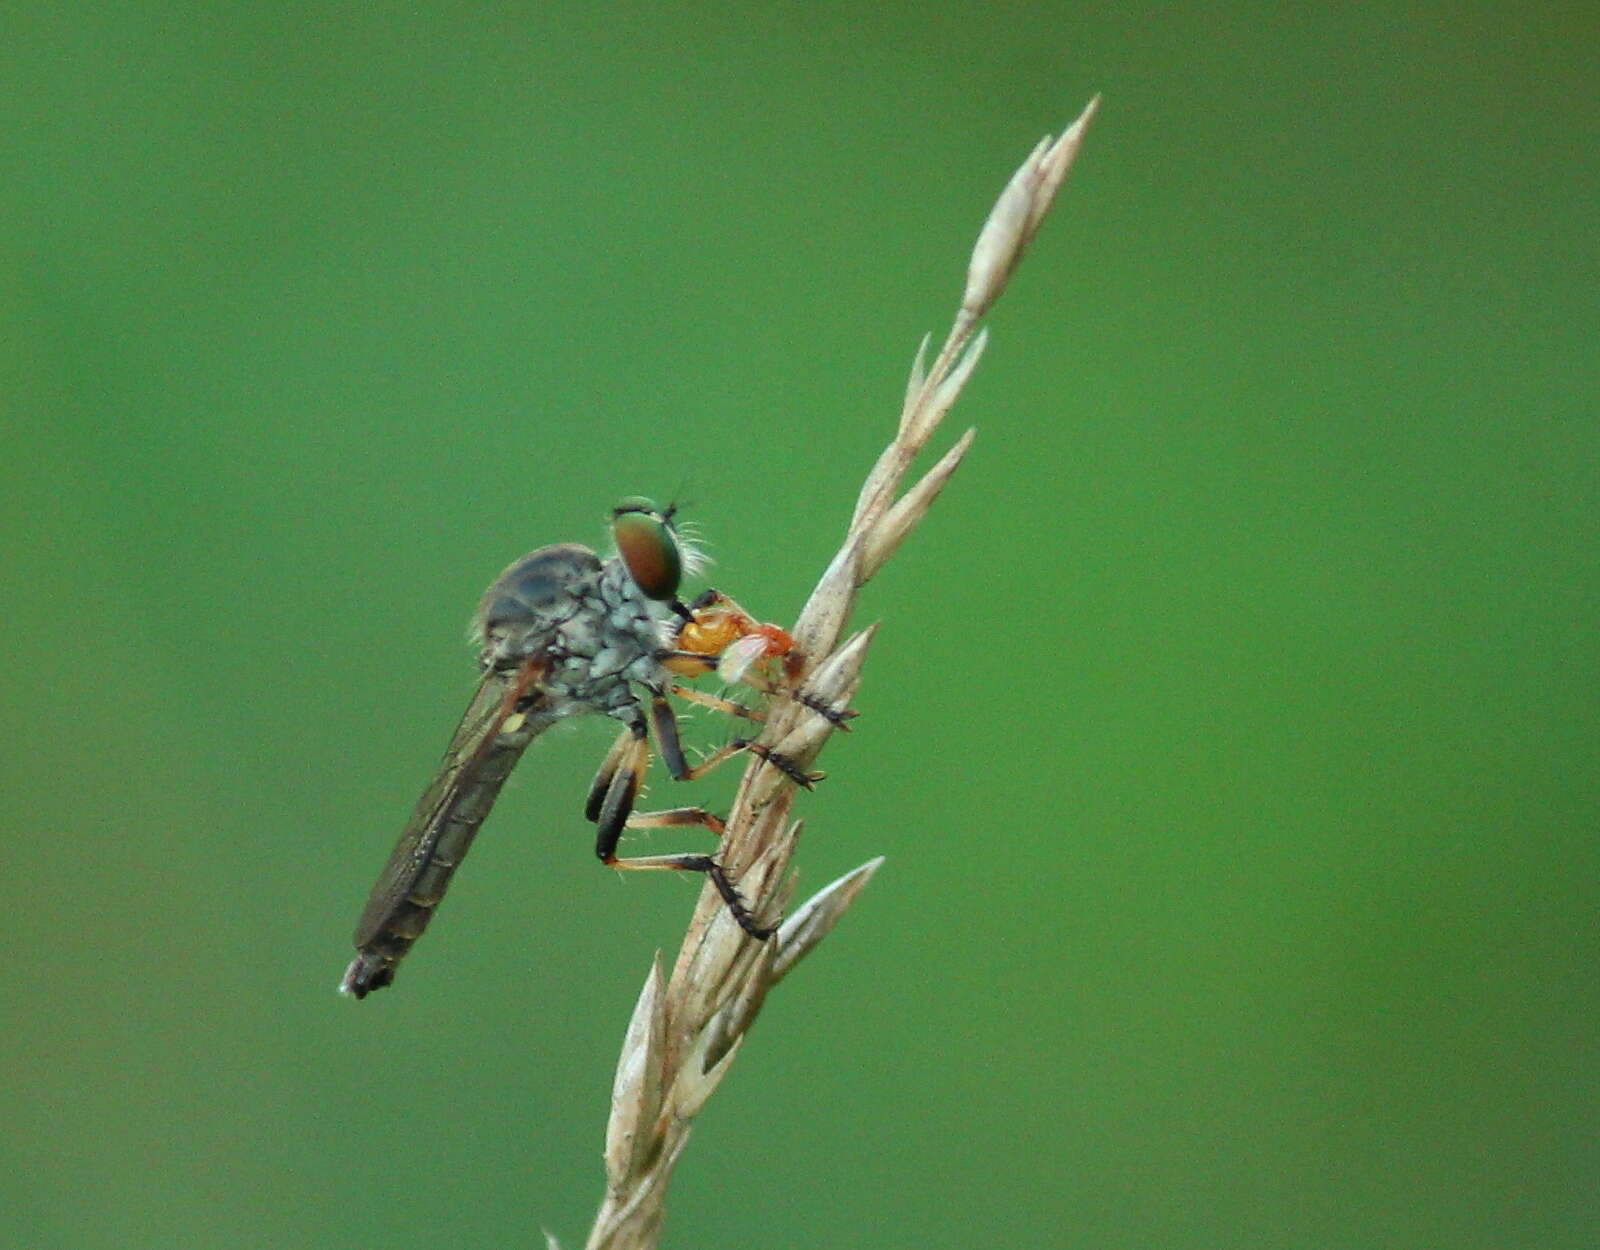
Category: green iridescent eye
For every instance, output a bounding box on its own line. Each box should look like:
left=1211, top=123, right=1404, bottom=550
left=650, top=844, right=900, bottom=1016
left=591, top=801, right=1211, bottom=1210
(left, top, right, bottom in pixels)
left=611, top=495, right=658, bottom=518
left=611, top=498, right=682, bottom=600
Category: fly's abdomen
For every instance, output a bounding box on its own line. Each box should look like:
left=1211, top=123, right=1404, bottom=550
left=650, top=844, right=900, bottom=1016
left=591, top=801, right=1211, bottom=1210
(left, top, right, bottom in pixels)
left=341, top=695, right=551, bottom=999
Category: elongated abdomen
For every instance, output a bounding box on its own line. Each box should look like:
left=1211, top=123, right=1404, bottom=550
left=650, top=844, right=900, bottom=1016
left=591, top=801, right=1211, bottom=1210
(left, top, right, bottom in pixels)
left=341, top=667, right=553, bottom=998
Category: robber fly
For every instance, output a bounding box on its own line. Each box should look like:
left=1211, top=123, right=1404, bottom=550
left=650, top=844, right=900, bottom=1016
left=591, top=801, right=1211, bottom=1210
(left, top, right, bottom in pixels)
left=340, top=497, right=819, bottom=999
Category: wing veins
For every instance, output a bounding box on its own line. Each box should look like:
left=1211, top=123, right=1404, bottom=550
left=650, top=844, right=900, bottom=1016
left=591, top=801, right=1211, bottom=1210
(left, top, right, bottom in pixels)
left=352, top=657, right=548, bottom=945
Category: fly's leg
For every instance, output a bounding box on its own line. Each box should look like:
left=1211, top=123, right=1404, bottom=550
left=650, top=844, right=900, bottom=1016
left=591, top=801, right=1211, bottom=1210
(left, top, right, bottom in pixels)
left=588, top=723, right=649, bottom=845
left=801, top=693, right=859, bottom=730
left=655, top=648, right=721, bottom=673
left=584, top=695, right=815, bottom=939
left=582, top=695, right=817, bottom=836
left=587, top=709, right=772, bottom=938
left=736, top=672, right=859, bottom=731
left=659, top=646, right=858, bottom=731
left=668, top=682, right=765, bottom=723
left=584, top=726, right=638, bottom=822
left=649, top=692, right=823, bottom=789
left=597, top=846, right=774, bottom=939
left=625, top=806, right=726, bottom=836
left=604, top=800, right=773, bottom=941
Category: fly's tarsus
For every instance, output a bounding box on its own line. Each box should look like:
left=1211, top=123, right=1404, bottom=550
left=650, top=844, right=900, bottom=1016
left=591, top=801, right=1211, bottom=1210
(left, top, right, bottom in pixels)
left=745, top=741, right=826, bottom=789
left=702, top=858, right=775, bottom=940
left=598, top=847, right=773, bottom=941
left=796, top=691, right=859, bottom=730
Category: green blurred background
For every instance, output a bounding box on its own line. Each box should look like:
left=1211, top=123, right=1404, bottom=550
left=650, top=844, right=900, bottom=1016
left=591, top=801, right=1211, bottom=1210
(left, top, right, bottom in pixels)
left=3, top=4, right=1594, bottom=1247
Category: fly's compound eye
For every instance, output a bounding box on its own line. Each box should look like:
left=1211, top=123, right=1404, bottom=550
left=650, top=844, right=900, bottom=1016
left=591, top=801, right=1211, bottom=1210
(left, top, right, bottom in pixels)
left=611, top=501, right=682, bottom=601
left=610, top=495, right=658, bottom=519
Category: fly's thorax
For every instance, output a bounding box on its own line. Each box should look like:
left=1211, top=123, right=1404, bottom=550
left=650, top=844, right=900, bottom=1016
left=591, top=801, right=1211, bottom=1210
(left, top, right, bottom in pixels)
left=589, top=556, right=674, bottom=685
left=475, top=543, right=602, bottom=668
left=523, top=557, right=670, bottom=716
left=470, top=538, right=672, bottom=721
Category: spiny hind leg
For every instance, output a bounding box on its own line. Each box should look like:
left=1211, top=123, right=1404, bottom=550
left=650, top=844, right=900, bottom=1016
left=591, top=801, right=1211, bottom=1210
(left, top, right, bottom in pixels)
left=592, top=758, right=771, bottom=939
left=600, top=848, right=772, bottom=939
left=584, top=700, right=816, bottom=850
left=583, top=695, right=815, bottom=940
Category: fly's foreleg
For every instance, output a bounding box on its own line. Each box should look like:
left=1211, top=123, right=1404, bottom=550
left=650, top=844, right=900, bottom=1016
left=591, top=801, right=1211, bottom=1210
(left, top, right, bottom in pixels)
left=658, top=646, right=857, bottom=732
left=668, top=682, right=765, bottom=723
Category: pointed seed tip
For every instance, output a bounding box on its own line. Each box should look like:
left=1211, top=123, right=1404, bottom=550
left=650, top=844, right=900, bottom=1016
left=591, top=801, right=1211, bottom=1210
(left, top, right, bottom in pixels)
left=844, top=856, right=886, bottom=886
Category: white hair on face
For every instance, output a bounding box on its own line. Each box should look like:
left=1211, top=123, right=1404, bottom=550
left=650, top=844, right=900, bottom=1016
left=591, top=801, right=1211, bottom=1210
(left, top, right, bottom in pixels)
left=674, top=522, right=713, bottom=580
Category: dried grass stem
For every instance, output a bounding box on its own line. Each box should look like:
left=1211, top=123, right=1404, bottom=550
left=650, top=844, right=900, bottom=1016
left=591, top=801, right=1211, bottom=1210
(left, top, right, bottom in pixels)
left=577, top=96, right=1098, bottom=1250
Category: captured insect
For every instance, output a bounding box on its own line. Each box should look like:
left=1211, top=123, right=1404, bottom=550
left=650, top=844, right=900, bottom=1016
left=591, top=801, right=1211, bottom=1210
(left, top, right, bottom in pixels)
left=340, top=497, right=839, bottom=999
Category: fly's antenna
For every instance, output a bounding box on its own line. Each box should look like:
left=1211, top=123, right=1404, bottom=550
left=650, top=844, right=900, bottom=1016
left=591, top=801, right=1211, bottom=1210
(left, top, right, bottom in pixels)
left=663, top=480, right=713, bottom=579
left=665, top=473, right=696, bottom=520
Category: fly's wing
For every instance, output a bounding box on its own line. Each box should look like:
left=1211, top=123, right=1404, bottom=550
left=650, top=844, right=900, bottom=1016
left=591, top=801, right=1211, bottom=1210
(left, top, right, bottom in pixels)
left=342, top=656, right=550, bottom=997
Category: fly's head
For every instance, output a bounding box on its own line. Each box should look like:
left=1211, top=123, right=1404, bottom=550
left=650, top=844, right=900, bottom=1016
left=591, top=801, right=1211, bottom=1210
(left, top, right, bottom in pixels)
left=609, top=497, right=796, bottom=685
left=611, top=496, right=680, bottom=601
left=608, top=495, right=710, bottom=617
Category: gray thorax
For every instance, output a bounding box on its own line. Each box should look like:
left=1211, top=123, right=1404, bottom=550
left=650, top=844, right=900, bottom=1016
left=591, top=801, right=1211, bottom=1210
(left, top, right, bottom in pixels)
left=473, top=542, right=671, bottom=728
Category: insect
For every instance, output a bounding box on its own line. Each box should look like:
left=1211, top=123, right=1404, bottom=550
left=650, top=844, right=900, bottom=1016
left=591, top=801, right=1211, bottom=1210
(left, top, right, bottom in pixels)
left=339, top=497, right=827, bottom=999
